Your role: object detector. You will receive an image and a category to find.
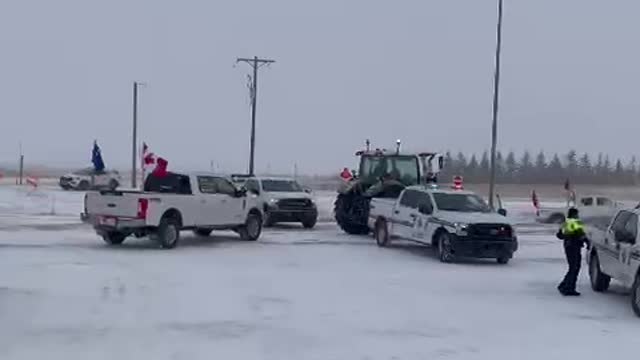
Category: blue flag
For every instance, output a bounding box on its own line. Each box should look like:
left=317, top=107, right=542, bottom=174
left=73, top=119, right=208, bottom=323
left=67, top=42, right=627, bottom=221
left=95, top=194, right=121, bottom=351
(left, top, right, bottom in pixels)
left=92, top=141, right=105, bottom=172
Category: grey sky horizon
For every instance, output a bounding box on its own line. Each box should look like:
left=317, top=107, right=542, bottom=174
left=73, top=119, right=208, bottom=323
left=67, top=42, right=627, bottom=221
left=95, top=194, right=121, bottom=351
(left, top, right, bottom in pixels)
left=1, top=0, right=638, bottom=175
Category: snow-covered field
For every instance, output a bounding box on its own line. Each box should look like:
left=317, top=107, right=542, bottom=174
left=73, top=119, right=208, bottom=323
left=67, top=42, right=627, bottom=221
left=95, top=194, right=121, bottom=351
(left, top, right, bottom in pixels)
left=1, top=185, right=638, bottom=360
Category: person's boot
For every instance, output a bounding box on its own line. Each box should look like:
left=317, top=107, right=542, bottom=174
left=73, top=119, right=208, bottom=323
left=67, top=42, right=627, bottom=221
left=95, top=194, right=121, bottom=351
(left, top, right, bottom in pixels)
left=564, top=290, right=581, bottom=296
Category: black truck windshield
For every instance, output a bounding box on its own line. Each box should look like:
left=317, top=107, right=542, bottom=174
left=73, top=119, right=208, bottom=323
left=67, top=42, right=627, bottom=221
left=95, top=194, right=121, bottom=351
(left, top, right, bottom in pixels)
left=359, top=155, right=419, bottom=185
left=262, top=180, right=303, bottom=192
left=433, top=193, right=491, bottom=213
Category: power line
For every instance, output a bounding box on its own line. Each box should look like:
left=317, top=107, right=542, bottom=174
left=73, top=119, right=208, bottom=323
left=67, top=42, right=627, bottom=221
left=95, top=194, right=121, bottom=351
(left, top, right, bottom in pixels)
left=236, top=56, right=275, bottom=176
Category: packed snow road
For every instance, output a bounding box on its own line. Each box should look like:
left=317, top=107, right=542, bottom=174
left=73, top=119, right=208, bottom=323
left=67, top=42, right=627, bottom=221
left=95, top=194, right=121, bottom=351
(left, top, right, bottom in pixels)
left=1, top=220, right=638, bottom=360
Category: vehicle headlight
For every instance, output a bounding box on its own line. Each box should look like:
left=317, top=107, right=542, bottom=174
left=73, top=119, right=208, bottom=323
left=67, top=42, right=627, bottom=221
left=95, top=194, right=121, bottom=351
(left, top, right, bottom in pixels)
left=268, top=198, right=278, bottom=206
left=455, top=223, right=468, bottom=236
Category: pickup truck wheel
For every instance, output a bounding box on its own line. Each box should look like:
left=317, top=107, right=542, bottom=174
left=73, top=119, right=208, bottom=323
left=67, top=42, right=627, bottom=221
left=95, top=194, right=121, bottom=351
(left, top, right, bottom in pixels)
left=632, top=274, right=640, bottom=317
left=263, top=211, right=275, bottom=227
left=239, top=213, right=262, bottom=241
left=78, top=180, right=90, bottom=191
left=193, top=228, right=213, bottom=237
left=102, top=232, right=126, bottom=245
left=301, top=215, right=317, bottom=229
left=375, top=219, right=390, bottom=247
left=154, top=217, right=180, bottom=249
left=437, top=232, right=455, bottom=263
left=589, top=253, right=611, bottom=292
left=496, top=256, right=510, bottom=264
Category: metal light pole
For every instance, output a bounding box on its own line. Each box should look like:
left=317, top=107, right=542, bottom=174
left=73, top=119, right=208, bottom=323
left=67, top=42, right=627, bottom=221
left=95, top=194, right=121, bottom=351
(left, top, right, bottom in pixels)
left=488, top=0, right=504, bottom=210
left=131, top=81, right=146, bottom=188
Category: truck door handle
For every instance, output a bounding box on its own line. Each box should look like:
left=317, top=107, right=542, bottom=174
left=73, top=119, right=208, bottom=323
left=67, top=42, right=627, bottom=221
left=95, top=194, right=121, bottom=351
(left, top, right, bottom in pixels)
left=394, top=210, right=400, bottom=214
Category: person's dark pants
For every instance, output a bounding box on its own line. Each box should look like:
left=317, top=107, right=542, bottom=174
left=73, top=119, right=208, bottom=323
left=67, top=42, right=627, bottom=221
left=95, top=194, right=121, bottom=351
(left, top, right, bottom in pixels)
left=558, top=244, right=582, bottom=293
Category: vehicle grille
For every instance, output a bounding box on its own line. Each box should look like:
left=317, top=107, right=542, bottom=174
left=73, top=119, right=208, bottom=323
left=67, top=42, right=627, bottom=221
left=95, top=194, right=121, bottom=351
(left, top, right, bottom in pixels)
left=468, top=223, right=512, bottom=238
left=277, top=198, right=313, bottom=210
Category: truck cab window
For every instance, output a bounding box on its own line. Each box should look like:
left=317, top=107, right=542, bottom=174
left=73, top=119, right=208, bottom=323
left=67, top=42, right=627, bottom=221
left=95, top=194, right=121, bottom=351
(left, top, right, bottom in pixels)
left=198, top=176, right=218, bottom=194
left=581, top=197, right=594, bottom=206
left=399, top=190, right=419, bottom=209
left=213, top=178, right=237, bottom=196
left=597, top=197, right=612, bottom=206
left=624, top=214, right=638, bottom=242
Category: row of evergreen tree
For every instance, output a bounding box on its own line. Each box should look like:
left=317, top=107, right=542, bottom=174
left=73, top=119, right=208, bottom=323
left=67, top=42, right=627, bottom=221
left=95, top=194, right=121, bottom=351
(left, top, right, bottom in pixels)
left=439, top=150, right=639, bottom=185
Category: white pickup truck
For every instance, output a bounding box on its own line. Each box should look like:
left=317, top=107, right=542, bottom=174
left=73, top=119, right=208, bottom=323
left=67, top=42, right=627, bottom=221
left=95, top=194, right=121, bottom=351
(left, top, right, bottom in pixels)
left=82, top=172, right=263, bottom=249
left=537, top=195, right=621, bottom=224
left=586, top=208, right=640, bottom=316
left=369, top=185, right=518, bottom=264
left=243, top=176, right=318, bottom=228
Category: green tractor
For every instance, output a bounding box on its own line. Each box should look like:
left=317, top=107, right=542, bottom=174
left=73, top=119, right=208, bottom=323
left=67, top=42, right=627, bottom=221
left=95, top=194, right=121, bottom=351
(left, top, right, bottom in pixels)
left=334, top=140, right=444, bottom=234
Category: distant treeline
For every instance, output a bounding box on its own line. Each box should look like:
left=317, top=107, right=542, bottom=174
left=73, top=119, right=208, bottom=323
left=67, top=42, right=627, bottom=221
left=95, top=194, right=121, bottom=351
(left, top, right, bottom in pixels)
left=440, top=150, right=640, bottom=186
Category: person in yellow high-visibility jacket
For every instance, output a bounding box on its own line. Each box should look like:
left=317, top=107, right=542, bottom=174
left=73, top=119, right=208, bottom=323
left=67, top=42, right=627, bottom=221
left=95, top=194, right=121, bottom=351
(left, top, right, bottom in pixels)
left=556, top=207, right=590, bottom=296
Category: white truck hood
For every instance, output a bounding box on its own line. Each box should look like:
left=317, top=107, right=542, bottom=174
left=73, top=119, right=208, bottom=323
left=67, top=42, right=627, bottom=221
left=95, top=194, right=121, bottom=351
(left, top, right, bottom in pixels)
left=435, top=211, right=512, bottom=225
left=265, top=192, right=313, bottom=200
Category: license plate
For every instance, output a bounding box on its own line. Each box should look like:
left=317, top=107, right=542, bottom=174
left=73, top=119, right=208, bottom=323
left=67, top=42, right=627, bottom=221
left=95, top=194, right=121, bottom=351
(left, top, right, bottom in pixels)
left=99, top=217, right=117, bottom=227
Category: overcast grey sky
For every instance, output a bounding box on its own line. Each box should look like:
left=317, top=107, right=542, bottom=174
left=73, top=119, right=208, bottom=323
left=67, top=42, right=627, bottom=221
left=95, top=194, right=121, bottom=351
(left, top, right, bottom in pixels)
left=1, top=0, right=638, bottom=174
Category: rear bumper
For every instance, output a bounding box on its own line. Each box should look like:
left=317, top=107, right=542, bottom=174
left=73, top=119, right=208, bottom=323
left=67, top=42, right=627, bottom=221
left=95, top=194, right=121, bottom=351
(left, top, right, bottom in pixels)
left=82, top=213, right=146, bottom=232
left=450, top=235, right=518, bottom=259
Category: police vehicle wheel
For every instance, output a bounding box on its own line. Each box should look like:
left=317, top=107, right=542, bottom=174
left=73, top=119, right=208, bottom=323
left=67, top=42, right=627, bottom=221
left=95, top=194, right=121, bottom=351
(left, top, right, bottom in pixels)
left=437, top=232, right=454, bottom=263
left=375, top=219, right=390, bottom=247
left=631, top=273, right=640, bottom=317
left=589, top=253, right=611, bottom=292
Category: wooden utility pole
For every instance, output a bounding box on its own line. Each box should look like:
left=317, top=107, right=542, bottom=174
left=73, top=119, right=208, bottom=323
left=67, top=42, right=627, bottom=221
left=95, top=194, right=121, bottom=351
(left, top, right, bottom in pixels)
left=488, top=0, right=504, bottom=210
left=236, top=56, right=275, bottom=176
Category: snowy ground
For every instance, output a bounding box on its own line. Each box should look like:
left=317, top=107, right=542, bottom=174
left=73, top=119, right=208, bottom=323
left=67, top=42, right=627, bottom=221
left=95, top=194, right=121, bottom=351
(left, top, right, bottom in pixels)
left=1, top=185, right=639, bottom=360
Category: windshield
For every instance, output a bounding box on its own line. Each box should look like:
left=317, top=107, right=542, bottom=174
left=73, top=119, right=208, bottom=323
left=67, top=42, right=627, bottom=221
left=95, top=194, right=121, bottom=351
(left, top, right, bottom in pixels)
left=359, top=155, right=419, bottom=185
left=432, top=193, right=491, bottom=213
left=262, top=179, right=303, bottom=192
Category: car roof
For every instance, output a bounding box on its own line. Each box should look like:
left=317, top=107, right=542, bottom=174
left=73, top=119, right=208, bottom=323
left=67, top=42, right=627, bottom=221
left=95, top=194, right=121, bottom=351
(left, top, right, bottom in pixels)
left=405, top=185, right=476, bottom=195
left=252, top=176, right=298, bottom=182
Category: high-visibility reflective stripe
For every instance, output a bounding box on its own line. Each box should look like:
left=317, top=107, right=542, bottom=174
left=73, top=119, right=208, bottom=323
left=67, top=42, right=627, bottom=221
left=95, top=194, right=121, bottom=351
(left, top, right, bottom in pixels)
left=562, top=219, right=584, bottom=235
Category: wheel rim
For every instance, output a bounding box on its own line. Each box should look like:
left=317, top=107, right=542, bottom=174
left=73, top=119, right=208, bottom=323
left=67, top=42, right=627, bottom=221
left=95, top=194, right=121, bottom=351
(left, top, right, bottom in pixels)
left=165, top=225, right=177, bottom=245
left=248, top=216, right=260, bottom=238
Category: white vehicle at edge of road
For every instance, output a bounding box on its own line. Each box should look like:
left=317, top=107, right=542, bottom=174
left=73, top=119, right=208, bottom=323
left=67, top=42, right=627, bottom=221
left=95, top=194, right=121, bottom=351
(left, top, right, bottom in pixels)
left=82, top=172, right=263, bottom=249
left=537, top=195, right=621, bottom=224
left=59, top=167, right=122, bottom=191
left=243, top=176, right=318, bottom=228
left=586, top=208, right=640, bottom=317
left=369, top=185, right=518, bottom=264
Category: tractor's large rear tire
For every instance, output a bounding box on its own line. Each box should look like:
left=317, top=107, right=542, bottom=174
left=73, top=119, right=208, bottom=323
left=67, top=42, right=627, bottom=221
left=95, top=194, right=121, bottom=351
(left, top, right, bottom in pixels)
left=334, top=193, right=370, bottom=235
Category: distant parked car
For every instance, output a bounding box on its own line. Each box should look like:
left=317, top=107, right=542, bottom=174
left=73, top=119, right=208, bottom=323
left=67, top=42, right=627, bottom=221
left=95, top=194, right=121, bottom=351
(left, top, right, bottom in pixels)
left=59, top=168, right=122, bottom=191
left=537, top=195, right=621, bottom=224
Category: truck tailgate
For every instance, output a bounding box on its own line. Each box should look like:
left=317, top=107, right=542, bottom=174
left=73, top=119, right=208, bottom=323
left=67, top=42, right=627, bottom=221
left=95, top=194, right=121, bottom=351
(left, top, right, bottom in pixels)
left=86, top=191, right=143, bottom=218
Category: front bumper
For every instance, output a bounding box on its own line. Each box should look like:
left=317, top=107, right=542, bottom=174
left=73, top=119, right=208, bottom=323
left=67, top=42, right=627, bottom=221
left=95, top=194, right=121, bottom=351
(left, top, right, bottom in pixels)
left=450, top=235, right=518, bottom=259
left=266, top=207, right=318, bottom=222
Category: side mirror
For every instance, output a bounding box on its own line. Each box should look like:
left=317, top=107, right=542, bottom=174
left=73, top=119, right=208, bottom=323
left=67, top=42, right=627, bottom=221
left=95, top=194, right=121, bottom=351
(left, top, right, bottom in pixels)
left=303, top=188, right=312, bottom=194
left=497, top=208, right=507, bottom=216
left=235, top=188, right=247, bottom=197
left=418, top=203, right=432, bottom=215
left=250, top=188, right=260, bottom=195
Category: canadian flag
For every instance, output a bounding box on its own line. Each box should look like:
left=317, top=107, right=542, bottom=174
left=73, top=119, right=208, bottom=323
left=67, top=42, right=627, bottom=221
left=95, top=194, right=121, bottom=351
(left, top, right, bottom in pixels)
left=142, top=142, right=156, bottom=169
left=26, top=175, right=39, bottom=188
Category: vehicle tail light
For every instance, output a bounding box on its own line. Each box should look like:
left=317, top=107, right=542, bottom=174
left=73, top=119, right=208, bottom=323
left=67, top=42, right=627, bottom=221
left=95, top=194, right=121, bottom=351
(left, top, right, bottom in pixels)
left=137, top=198, right=149, bottom=219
